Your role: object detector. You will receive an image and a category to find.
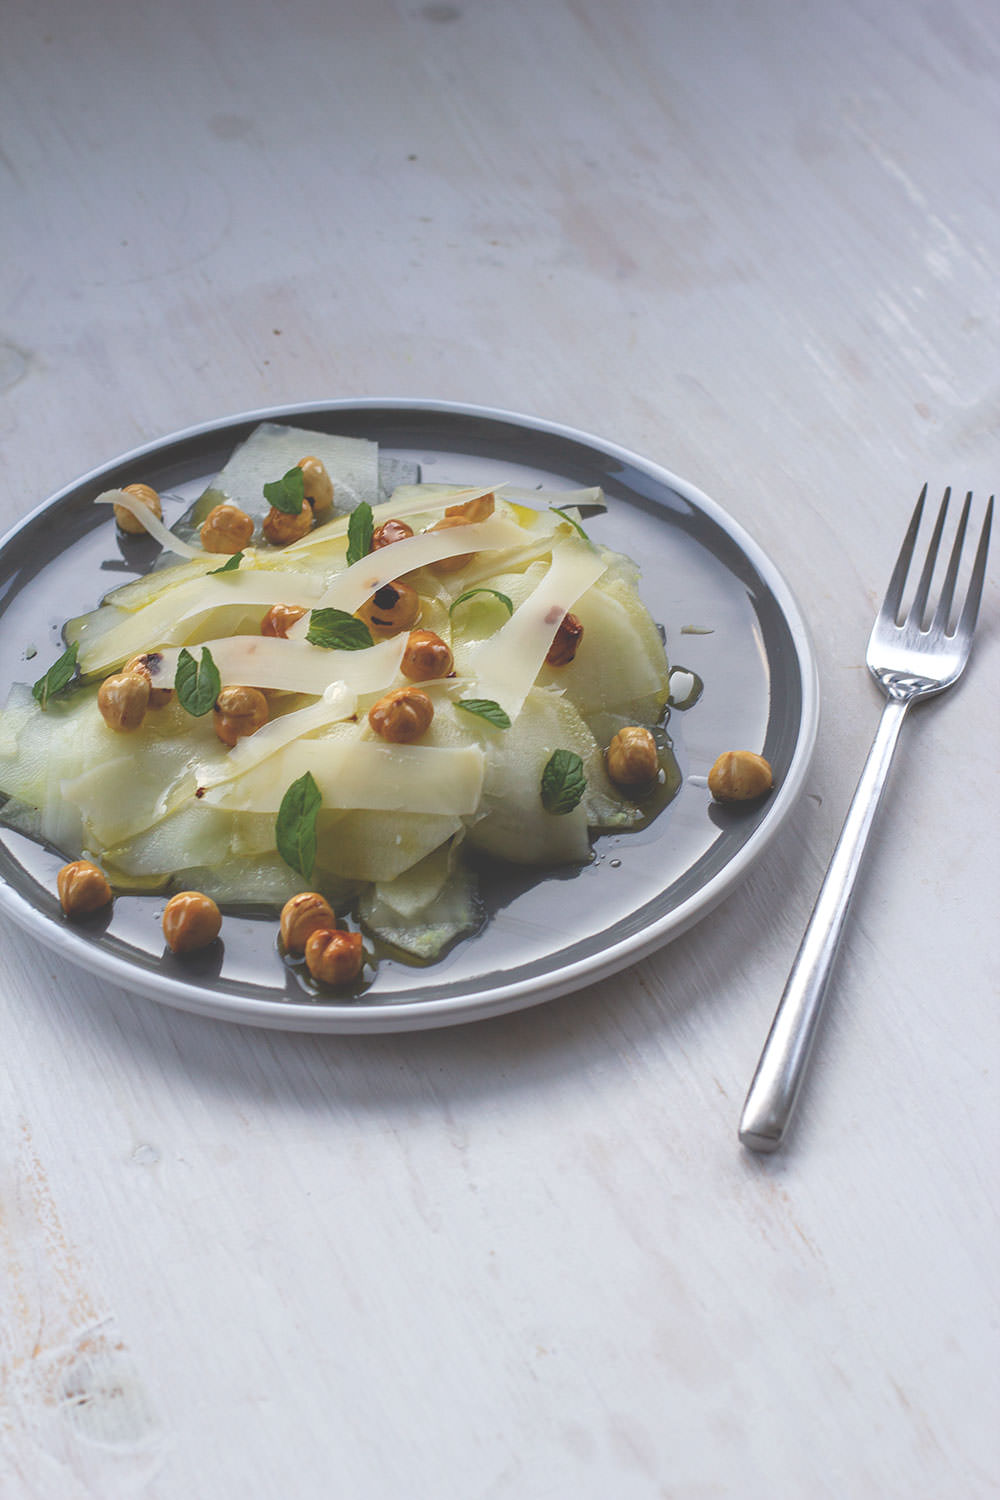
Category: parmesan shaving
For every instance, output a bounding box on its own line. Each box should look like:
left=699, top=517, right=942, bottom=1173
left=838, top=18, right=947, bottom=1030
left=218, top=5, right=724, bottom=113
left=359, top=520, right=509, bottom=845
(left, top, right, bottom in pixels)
left=288, top=515, right=527, bottom=630
left=195, top=682, right=358, bottom=790
left=463, top=542, right=608, bottom=721
left=78, top=568, right=328, bottom=674
left=155, top=633, right=406, bottom=695
left=279, top=484, right=505, bottom=556
left=95, top=489, right=206, bottom=558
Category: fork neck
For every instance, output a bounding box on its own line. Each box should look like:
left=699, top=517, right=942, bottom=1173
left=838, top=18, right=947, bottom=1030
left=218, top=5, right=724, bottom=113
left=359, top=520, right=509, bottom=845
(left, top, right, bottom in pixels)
left=850, top=695, right=911, bottom=842
left=870, top=668, right=940, bottom=702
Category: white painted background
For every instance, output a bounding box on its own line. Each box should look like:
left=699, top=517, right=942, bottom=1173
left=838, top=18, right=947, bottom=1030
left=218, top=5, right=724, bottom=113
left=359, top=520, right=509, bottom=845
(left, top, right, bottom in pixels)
left=1, top=1, right=998, bottom=1495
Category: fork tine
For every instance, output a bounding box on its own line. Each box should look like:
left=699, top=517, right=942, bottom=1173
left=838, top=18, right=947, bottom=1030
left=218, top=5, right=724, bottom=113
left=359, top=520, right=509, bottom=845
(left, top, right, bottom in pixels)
left=907, top=486, right=950, bottom=626
left=955, top=494, right=994, bottom=642
left=880, top=482, right=927, bottom=622
left=929, top=490, right=971, bottom=634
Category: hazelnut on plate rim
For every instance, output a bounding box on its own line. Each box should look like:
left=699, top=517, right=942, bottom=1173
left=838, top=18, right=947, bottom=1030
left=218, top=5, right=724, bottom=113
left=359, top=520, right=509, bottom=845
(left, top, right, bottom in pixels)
left=707, top=751, right=774, bottom=803
left=57, top=860, right=113, bottom=918
left=162, top=891, right=222, bottom=953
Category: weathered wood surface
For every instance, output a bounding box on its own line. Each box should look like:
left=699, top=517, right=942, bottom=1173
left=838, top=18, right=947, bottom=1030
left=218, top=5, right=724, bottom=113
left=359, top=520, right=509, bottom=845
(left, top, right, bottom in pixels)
left=1, top=1, right=997, bottom=1495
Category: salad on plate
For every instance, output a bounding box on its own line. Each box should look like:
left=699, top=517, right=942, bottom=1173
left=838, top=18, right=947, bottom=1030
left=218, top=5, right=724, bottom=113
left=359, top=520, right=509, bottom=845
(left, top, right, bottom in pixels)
left=0, top=422, right=687, bottom=992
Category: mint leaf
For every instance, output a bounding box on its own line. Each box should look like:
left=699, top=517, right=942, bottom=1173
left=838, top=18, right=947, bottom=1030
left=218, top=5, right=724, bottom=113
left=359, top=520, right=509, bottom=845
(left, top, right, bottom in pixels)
left=449, top=587, right=514, bottom=618
left=175, top=646, right=221, bottom=716
left=550, top=506, right=590, bottom=541
left=456, top=698, right=511, bottom=730
left=346, top=502, right=374, bottom=566
left=305, top=608, right=374, bottom=651
left=276, top=770, right=322, bottom=880
left=31, top=642, right=79, bottom=709
left=208, top=551, right=243, bottom=574
left=263, top=466, right=305, bottom=515
left=540, top=748, right=586, bottom=814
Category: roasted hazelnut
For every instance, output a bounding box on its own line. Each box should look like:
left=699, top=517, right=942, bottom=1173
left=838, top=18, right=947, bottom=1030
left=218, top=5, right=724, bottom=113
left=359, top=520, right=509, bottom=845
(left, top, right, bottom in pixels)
left=445, top=490, right=495, bottom=523
left=607, top=726, right=659, bottom=787
left=57, top=860, right=112, bottom=918
left=371, top=518, right=415, bottom=550
left=368, top=686, right=434, bottom=743
left=427, top=515, right=476, bottom=574
left=163, top=890, right=222, bottom=953
left=262, top=504, right=313, bottom=546
left=304, top=928, right=364, bottom=985
left=280, top=891, right=338, bottom=955
left=708, top=751, right=774, bottom=803
left=98, top=670, right=150, bottom=732
left=200, top=503, right=255, bottom=554
left=546, top=611, right=584, bottom=667
left=261, top=603, right=307, bottom=638
left=114, top=483, right=163, bottom=534
left=297, top=455, right=334, bottom=515
left=355, top=581, right=421, bottom=637
left=213, top=685, right=269, bottom=747
left=124, top=652, right=173, bottom=708
left=400, top=629, right=454, bottom=681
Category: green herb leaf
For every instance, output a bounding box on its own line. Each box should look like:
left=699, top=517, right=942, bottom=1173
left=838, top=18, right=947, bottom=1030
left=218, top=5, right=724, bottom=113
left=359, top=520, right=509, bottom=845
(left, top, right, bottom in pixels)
left=550, top=506, right=590, bottom=541
left=263, top=466, right=306, bottom=515
left=276, top=770, right=322, bottom=881
left=208, top=551, right=244, bottom=574
left=456, top=698, right=512, bottom=730
left=449, top=587, right=514, bottom=618
left=346, top=502, right=374, bottom=566
left=31, top=642, right=79, bottom=709
left=305, top=608, right=374, bottom=651
left=175, top=646, right=221, bottom=717
left=540, top=748, right=587, bottom=814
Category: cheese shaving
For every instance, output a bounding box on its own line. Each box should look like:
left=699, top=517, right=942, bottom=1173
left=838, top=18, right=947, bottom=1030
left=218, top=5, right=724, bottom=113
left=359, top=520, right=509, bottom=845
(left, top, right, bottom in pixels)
left=464, top=541, right=608, bottom=720
left=78, top=568, right=328, bottom=674
left=279, top=484, right=504, bottom=556
left=287, top=515, right=527, bottom=630
left=155, top=633, right=406, bottom=695
left=195, top=682, right=358, bottom=790
left=95, top=490, right=206, bottom=558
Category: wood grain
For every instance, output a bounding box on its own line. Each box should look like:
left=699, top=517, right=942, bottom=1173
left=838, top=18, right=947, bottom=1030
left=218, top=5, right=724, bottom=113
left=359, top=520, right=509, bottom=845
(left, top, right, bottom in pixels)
left=1, top=0, right=997, bottom=1495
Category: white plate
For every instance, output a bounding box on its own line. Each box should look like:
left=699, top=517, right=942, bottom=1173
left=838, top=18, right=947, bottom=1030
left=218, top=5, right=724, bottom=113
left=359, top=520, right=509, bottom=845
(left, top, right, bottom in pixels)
left=0, top=400, right=819, bottom=1032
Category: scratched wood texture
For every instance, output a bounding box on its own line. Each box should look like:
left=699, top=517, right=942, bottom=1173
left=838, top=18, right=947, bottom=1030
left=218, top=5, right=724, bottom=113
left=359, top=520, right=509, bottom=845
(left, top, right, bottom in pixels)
left=1, top=1, right=998, bottom=1496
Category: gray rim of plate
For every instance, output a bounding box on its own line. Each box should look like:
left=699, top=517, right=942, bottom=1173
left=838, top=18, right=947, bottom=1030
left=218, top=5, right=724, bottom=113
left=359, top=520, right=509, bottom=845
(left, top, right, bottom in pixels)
left=0, top=398, right=820, bottom=1033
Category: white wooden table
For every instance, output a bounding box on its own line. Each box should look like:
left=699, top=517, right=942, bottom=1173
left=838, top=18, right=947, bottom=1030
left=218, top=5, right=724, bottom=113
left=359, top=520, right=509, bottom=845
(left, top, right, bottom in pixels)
left=2, top=2, right=997, bottom=1495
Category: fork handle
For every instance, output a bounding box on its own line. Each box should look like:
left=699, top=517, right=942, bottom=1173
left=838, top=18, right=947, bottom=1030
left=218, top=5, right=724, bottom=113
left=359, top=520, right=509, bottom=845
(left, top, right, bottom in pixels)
left=738, top=696, right=910, bottom=1152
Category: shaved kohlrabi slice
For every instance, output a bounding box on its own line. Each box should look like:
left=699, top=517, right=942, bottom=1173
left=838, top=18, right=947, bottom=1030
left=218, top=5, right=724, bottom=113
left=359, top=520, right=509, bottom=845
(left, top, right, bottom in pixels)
left=463, top=686, right=632, bottom=865
left=536, top=567, right=670, bottom=720
left=359, top=841, right=481, bottom=960
left=201, top=729, right=485, bottom=816
left=190, top=422, right=381, bottom=523
left=313, top=809, right=465, bottom=884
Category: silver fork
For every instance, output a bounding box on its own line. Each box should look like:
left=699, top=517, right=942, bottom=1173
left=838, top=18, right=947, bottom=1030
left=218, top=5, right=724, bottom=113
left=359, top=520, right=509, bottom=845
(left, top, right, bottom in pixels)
left=739, top=485, right=993, bottom=1153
